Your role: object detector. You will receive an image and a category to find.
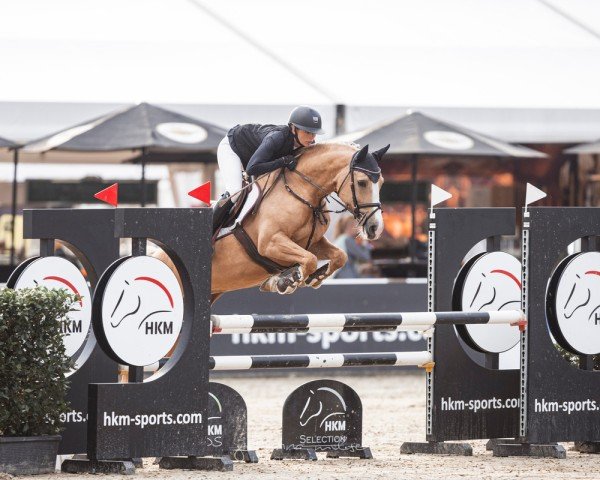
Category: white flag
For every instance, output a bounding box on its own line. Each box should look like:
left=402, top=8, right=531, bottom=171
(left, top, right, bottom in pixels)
left=431, top=184, right=452, bottom=208
left=525, top=183, right=547, bottom=206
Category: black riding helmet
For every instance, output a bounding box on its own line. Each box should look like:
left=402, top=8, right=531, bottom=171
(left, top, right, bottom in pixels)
left=288, top=105, right=325, bottom=135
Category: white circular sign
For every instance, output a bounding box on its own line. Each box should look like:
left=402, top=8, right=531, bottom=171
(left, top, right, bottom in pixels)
left=549, top=252, right=600, bottom=355
left=459, top=252, right=522, bottom=353
left=155, top=122, right=208, bottom=144
left=13, top=256, right=92, bottom=358
left=423, top=130, right=475, bottom=150
left=100, top=256, right=183, bottom=366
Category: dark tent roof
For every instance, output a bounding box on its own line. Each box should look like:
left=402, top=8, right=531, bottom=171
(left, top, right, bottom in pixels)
left=0, top=136, right=18, bottom=149
left=564, top=140, right=600, bottom=155
left=334, top=111, right=546, bottom=158
left=24, top=102, right=227, bottom=154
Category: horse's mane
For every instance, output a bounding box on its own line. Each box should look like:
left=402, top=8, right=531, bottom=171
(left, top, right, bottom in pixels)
left=296, top=142, right=360, bottom=158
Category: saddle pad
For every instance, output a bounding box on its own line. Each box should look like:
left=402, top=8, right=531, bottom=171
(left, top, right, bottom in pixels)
left=216, top=184, right=260, bottom=239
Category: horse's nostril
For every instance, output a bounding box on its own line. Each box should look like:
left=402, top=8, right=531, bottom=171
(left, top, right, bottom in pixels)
left=368, top=224, right=377, bottom=236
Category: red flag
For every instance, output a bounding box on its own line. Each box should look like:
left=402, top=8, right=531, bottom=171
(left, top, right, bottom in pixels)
left=94, top=183, right=118, bottom=207
left=188, top=182, right=211, bottom=205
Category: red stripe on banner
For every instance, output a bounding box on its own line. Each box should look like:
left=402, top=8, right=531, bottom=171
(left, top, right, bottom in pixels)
left=134, top=276, right=174, bottom=308
left=43, top=276, right=83, bottom=306
left=491, top=269, right=522, bottom=289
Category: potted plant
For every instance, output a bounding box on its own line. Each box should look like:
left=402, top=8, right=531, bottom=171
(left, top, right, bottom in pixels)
left=0, top=286, right=75, bottom=475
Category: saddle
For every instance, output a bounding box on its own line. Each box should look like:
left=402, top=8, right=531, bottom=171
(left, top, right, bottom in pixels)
left=212, top=182, right=260, bottom=240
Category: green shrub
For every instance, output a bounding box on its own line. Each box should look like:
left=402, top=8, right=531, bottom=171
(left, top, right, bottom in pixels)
left=556, top=343, right=599, bottom=370
left=0, top=287, right=76, bottom=436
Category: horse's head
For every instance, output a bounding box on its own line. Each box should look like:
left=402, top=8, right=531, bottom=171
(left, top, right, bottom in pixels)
left=335, top=144, right=389, bottom=241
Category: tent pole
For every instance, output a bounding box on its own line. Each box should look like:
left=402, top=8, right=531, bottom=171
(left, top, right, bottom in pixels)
left=409, top=154, right=418, bottom=263
left=9, top=148, right=19, bottom=267
left=140, top=148, right=147, bottom=207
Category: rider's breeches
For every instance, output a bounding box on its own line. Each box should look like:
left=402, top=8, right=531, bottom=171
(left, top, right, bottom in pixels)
left=217, top=136, right=244, bottom=194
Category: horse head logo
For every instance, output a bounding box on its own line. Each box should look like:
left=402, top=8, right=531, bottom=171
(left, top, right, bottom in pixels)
left=562, top=271, right=600, bottom=324
left=299, top=387, right=347, bottom=428
left=109, top=276, right=174, bottom=330
left=466, top=268, right=521, bottom=312
left=550, top=252, right=600, bottom=356
left=36, top=275, right=84, bottom=312
left=208, top=392, right=222, bottom=421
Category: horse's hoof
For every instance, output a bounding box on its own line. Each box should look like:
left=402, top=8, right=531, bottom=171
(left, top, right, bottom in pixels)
left=259, top=279, right=274, bottom=292
left=306, top=275, right=326, bottom=289
left=304, top=264, right=329, bottom=288
left=276, top=266, right=303, bottom=294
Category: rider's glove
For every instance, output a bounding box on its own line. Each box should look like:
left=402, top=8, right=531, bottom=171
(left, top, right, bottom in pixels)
left=281, top=155, right=297, bottom=170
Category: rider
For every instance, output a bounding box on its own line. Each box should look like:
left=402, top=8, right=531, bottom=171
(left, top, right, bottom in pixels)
left=213, top=105, right=325, bottom=229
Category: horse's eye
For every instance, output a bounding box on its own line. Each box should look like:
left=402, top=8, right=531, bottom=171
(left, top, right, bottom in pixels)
left=357, top=180, right=368, bottom=188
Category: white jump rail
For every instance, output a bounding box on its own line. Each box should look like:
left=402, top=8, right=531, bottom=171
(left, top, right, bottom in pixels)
left=211, top=310, right=526, bottom=334
left=209, top=351, right=434, bottom=371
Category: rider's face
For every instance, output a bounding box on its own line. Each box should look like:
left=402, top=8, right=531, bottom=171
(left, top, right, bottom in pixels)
left=295, top=128, right=317, bottom=147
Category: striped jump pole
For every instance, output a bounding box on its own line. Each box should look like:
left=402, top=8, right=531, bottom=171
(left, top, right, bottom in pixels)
left=209, top=351, right=434, bottom=372
left=211, top=310, right=526, bottom=334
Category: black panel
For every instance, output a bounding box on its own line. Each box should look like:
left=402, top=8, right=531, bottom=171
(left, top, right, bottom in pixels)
left=88, top=208, right=213, bottom=460
left=523, top=207, right=600, bottom=444
left=205, top=382, right=249, bottom=457
left=26, top=180, right=158, bottom=205
left=429, top=208, right=520, bottom=441
left=280, top=380, right=364, bottom=453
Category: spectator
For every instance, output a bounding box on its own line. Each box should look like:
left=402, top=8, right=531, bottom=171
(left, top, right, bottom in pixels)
left=333, top=215, right=372, bottom=278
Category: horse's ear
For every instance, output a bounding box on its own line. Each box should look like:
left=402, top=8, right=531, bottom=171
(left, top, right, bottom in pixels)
left=372, top=144, right=390, bottom=162
left=353, top=144, right=369, bottom=165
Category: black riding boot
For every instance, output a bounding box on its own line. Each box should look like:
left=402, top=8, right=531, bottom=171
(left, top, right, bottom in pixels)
left=212, top=192, right=234, bottom=234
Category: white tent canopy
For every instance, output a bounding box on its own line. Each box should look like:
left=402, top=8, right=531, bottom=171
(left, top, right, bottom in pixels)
left=0, top=0, right=330, bottom=106
left=0, top=0, right=600, bottom=144
left=202, top=0, right=600, bottom=109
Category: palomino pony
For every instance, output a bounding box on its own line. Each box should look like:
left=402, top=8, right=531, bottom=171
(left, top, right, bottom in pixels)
left=157, top=143, right=389, bottom=302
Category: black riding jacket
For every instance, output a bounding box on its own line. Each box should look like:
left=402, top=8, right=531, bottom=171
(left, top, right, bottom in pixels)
left=227, top=124, right=296, bottom=176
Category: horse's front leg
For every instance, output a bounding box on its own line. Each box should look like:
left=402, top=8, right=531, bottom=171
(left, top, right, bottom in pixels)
left=304, top=236, right=348, bottom=288
left=257, top=232, right=318, bottom=294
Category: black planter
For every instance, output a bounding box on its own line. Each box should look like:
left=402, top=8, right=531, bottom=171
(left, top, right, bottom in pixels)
left=0, top=435, right=61, bottom=475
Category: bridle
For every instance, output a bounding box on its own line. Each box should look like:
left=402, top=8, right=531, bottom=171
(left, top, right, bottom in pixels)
left=334, top=161, right=383, bottom=227
left=277, top=150, right=382, bottom=249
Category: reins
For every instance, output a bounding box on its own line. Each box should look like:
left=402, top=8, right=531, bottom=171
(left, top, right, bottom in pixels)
left=280, top=152, right=382, bottom=249
left=281, top=168, right=329, bottom=250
